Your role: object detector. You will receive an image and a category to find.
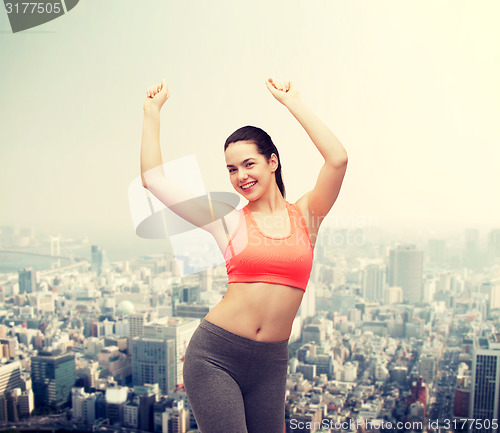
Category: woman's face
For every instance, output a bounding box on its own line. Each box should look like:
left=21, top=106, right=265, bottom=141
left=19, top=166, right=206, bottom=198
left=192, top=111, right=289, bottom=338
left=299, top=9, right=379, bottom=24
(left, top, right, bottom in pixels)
left=224, top=140, right=277, bottom=200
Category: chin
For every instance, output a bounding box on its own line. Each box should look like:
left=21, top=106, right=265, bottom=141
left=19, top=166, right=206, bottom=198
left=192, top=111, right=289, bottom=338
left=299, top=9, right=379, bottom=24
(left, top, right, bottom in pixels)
left=234, top=184, right=260, bottom=199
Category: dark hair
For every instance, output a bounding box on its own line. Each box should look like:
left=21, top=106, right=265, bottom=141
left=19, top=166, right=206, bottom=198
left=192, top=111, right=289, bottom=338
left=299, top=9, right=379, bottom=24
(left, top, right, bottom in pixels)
left=224, top=126, right=286, bottom=199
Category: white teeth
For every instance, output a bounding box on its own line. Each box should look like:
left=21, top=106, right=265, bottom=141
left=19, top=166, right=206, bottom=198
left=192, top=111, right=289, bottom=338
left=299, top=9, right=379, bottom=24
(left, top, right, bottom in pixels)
left=241, top=181, right=257, bottom=190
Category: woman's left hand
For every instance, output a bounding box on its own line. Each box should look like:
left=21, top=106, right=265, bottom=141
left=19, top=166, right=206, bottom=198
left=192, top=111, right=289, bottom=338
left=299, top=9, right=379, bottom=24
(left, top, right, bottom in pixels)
left=266, top=78, right=301, bottom=106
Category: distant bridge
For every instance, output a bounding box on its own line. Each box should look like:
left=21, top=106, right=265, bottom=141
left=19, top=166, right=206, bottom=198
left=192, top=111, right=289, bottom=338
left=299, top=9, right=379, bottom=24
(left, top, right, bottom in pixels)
left=0, top=249, right=86, bottom=261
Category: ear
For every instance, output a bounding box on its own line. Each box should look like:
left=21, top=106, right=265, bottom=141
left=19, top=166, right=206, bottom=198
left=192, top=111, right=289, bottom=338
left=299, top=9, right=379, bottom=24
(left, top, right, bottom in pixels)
left=269, top=153, right=279, bottom=172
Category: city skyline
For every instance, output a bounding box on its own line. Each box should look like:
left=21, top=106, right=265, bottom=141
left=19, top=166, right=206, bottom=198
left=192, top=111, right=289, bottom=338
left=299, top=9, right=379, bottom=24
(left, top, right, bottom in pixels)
left=0, top=213, right=498, bottom=430
left=2, top=220, right=500, bottom=271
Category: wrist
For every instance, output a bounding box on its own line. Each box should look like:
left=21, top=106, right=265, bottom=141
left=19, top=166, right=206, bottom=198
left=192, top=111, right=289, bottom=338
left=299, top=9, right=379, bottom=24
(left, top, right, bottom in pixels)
left=284, top=96, right=305, bottom=112
left=143, top=105, right=161, bottom=117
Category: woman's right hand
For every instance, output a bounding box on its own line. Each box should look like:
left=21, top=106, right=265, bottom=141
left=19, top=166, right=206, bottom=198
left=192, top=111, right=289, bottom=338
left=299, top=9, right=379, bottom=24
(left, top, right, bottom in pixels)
left=143, top=78, right=170, bottom=112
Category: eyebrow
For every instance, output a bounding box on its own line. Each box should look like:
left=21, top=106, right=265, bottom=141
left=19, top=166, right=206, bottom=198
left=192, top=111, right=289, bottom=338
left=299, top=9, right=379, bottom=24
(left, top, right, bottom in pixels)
left=226, top=158, right=256, bottom=168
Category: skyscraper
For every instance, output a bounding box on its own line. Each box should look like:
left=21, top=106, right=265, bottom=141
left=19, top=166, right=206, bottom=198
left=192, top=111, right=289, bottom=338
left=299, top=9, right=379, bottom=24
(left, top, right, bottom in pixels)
left=129, top=312, right=150, bottom=338
left=470, top=333, right=500, bottom=432
left=0, top=361, right=22, bottom=395
left=388, top=245, right=424, bottom=304
left=465, top=229, right=480, bottom=269
left=91, top=245, right=109, bottom=276
left=362, top=264, right=386, bottom=301
left=131, top=337, right=176, bottom=395
left=18, top=268, right=37, bottom=294
left=139, top=392, right=156, bottom=432
left=488, top=229, right=500, bottom=260
left=143, top=317, right=199, bottom=387
left=31, top=351, right=76, bottom=408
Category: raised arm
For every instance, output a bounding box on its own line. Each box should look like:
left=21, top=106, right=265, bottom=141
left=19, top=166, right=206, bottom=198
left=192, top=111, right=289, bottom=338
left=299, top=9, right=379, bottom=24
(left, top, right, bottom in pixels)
left=140, top=79, right=237, bottom=250
left=266, top=78, right=348, bottom=235
left=141, top=79, right=169, bottom=188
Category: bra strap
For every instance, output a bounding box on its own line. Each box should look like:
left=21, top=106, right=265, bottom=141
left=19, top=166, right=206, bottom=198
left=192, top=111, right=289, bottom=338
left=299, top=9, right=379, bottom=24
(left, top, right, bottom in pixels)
left=289, top=202, right=307, bottom=231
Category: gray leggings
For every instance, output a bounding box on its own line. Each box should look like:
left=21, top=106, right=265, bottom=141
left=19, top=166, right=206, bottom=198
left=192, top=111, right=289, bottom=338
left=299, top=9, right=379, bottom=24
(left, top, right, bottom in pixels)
left=183, top=318, right=289, bottom=433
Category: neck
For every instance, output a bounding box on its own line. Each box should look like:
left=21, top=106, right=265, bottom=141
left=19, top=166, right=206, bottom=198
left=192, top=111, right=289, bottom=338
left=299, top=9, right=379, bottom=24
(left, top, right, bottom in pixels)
left=246, top=185, right=286, bottom=214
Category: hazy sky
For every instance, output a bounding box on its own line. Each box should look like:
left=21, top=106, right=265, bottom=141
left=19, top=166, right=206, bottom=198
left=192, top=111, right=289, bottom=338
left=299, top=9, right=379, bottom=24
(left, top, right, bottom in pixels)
left=1, top=0, right=499, bottom=254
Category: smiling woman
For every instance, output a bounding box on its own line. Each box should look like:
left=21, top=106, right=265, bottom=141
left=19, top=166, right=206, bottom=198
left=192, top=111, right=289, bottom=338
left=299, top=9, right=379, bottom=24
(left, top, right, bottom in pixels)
left=139, top=77, right=348, bottom=433
left=224, top=125, right=286, bottom=199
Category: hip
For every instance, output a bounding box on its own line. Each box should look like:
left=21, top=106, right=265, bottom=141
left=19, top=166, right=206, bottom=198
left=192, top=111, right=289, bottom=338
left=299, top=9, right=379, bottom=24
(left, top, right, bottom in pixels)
left=185, top=318, right=289, bottom=369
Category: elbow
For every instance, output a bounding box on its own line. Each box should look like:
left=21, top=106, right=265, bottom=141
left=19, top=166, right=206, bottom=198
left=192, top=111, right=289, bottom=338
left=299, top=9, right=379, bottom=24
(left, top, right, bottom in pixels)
left=329, top=153, right=348, bottom=169
left=141, top=165, right=165, bottom=189
left=339, top=153, right=348, bottom=167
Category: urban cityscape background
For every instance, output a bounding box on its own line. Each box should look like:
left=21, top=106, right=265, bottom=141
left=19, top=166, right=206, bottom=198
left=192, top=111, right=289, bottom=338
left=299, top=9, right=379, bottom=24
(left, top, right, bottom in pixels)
left=0, top=220, right=499, bottom=432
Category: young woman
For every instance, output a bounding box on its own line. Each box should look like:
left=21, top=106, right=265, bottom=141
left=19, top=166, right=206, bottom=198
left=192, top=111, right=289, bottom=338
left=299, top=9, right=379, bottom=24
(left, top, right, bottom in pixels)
left=140, top=78, right=348, bottom=433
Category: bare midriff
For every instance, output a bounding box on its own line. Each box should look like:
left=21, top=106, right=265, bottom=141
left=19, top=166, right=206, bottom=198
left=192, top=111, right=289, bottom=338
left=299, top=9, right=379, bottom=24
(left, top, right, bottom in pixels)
left=203, top=282, right=305, bottom=342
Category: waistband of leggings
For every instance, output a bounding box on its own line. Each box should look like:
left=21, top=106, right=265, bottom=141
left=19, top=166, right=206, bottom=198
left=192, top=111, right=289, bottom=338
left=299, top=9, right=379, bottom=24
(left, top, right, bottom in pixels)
left=199, top=318, right=289, bottom=351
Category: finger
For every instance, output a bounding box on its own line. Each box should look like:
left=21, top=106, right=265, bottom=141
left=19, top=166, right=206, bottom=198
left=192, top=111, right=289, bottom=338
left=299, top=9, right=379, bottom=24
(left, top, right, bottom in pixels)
left=161, top=78, right=168, bottom=94
left=266, top=80, right=277, bottom=92
left=266, top=81, right=281, bottom=98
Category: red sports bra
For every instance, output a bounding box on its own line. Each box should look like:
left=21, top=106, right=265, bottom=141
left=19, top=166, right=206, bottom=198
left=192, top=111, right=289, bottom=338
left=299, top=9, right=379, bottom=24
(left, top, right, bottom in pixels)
left=224, top=201, right=314, bottom=292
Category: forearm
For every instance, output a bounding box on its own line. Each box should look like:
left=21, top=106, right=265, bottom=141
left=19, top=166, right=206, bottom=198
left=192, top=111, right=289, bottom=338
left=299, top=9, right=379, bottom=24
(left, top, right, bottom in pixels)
left=140, top=107, right=164, bottom=187
left=285, top=98, right=348, bottom=167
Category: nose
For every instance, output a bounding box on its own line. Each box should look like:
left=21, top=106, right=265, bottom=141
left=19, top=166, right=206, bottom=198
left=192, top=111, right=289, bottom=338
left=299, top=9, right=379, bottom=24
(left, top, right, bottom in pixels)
left=238, top=170, right=248, bottom=183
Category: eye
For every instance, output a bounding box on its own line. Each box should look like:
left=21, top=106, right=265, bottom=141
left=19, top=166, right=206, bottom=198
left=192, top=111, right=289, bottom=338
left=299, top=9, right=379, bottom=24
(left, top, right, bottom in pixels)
left=228, top=168, right=236, bottom=173
left=246, top=162, right=254, bottom=168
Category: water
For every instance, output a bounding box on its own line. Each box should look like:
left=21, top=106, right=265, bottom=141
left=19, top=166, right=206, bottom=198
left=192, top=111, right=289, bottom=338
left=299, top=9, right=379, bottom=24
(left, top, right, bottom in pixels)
left=0, top=238, right=172, bottom=274
left=0, top=246, right=91, bottom=274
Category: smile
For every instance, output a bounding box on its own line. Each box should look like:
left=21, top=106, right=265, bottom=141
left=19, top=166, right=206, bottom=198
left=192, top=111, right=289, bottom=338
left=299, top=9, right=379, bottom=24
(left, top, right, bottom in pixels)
left=241, top=181, right=257, bottom=190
